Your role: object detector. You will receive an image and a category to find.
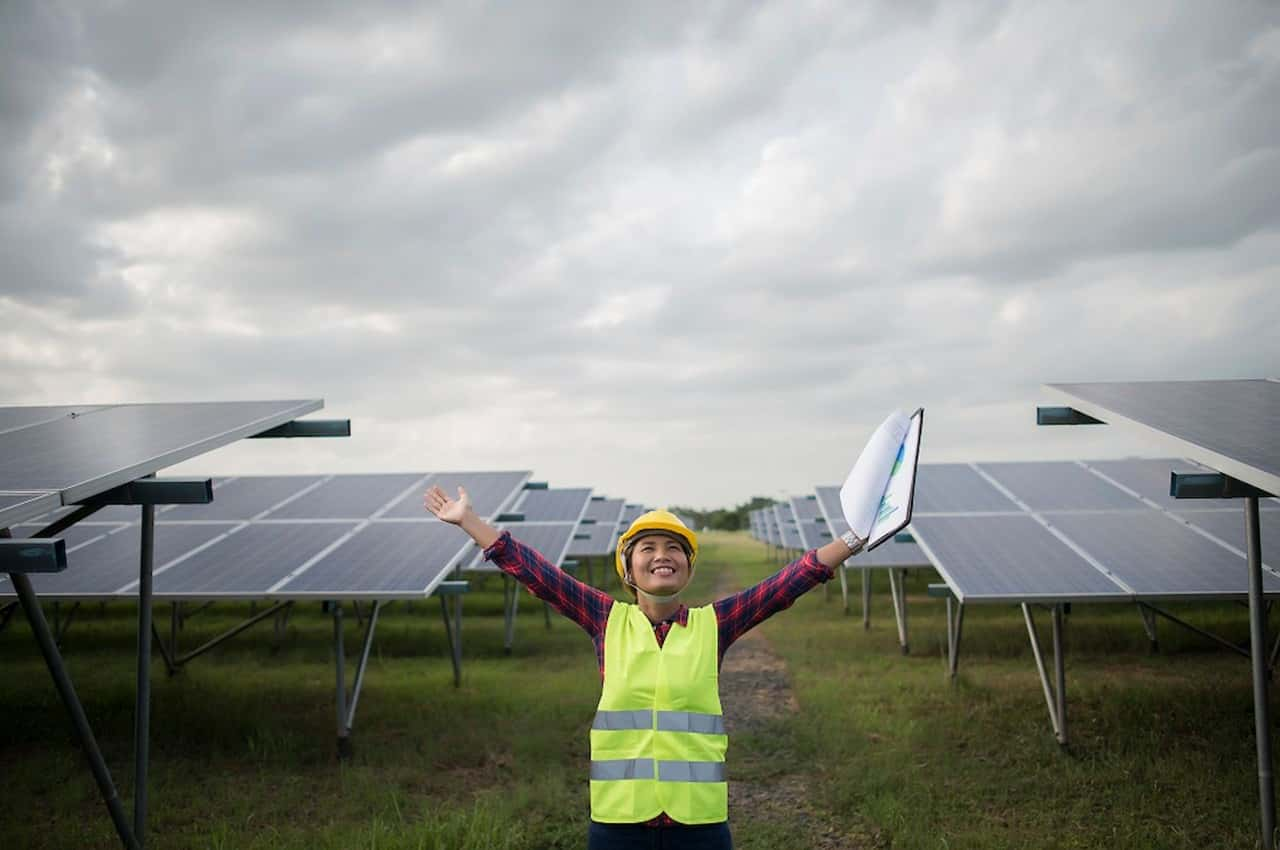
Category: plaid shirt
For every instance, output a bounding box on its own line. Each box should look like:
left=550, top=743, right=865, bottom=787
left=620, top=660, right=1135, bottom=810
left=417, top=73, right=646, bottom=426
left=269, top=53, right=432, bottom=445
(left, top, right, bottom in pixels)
left=482, top=530, right=833, bottom=674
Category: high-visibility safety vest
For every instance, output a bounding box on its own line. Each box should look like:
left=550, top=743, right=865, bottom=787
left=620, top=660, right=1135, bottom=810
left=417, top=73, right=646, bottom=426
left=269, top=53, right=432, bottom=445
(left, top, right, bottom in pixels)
left=589, top=602, right=728, bottom=824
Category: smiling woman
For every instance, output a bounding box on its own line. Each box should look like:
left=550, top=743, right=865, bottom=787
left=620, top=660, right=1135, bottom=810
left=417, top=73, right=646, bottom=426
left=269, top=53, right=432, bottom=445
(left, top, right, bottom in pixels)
left=423, top=486, right=864, bottom=850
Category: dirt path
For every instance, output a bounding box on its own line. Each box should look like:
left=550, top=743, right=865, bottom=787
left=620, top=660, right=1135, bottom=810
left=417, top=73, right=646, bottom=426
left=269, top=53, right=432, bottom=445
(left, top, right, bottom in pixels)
left=715, top=569, right=883, bottom=849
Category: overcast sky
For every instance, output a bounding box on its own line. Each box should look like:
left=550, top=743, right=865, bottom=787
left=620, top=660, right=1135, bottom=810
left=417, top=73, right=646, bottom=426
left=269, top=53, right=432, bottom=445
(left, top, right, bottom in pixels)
left=2, top=1, right=1278, bottom=508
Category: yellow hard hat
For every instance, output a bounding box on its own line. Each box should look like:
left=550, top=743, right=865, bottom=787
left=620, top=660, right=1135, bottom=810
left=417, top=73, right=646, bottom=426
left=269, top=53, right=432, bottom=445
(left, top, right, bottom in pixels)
left=615, top=509, right=699, bottom=588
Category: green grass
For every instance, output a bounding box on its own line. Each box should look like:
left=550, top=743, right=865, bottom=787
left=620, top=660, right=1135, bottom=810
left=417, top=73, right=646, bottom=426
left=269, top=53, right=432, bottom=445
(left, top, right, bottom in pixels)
left=1, top=532, right=1274, bottom=848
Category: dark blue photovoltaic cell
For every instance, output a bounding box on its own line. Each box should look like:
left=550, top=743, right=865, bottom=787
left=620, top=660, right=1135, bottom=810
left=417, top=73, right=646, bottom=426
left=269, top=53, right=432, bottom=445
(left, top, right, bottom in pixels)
left=912, top=515, right=1128, bottom=602
left=568, top=522, right=618, bottom=557
left=1173, top=510, right=1280, bottom=568
left=775, top=504, right=804, bottom=549
left=154, top=522, right=359, bottom=596
left=277, top=522, right=473, bottom=595
left=516, top=488, right=592, bottom=522
left=268, top=473, right=428, bottom=519
left=1, top=523, right=231, bottom=597
left=382, top=471, right=529, bottom=519
left=914, top=464, right=1016, bottom=513
left=977, top=462, right=1143, bottom=511
left=1046, top=511, right=1280, bottom=596
left=790, top=496, right=821, bottom=522
left=814, top=487, right=848, bottom=535
left=1051, top=380, right=1280, bottom=488
left=796, top=519, right=830, bottom=549
left=584, top=497, right=625, bottom=524
left=1082, top=458, right=1207, bottom=510
left=163, top=476, right=324, bottom=521
left=620, top=504, right=646, bottom=525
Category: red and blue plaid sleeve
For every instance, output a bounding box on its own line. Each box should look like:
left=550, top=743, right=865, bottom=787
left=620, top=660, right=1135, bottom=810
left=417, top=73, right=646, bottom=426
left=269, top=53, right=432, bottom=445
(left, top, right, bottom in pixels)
left=713, top=549, right=833, bottom=658
left=483, top=530, right=614, bottom=641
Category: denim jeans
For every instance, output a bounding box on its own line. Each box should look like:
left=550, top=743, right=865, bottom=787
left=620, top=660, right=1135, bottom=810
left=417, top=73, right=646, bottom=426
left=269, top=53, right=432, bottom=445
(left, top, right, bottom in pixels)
left=587, top=820, right=733, bottom=850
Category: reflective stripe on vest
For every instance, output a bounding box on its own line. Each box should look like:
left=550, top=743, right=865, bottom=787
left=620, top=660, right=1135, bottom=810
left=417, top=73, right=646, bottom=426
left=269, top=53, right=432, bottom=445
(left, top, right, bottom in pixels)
left=591, top=758, right=655, bottom=781
left=592, top=709, right=725, bottom=735
left=590, top=759, right=726, bottom=783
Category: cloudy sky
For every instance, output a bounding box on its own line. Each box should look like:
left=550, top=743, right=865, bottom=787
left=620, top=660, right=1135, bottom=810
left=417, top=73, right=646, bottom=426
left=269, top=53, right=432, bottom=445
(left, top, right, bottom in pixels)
left=2, top=1, right=1278, bottom=508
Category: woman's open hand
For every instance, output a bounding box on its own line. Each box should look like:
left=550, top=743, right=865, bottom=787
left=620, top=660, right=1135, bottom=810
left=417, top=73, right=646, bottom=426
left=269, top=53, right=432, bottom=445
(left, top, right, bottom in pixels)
left=424, top=485, right=471, bottom=525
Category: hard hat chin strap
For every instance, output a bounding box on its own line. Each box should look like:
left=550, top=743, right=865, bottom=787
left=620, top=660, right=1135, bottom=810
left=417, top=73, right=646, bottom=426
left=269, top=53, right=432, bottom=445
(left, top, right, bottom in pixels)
left=624, top=568, right=684, bottom=602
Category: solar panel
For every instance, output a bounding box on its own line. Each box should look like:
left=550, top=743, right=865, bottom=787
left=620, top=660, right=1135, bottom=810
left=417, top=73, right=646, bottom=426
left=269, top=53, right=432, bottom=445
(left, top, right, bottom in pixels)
left=568, top=522, right=619, bottom=557
left=0, top=404, right=105, bottom=435
left=2, top=523, right=231, bottom=598
left=912, top=515, right=1129, bottom=603
left=622, top=504, right=649, bottom=525
left=514, top=487, right=592, bottom=522
left=790, top=495, right=821, bottom=522
left=774, top=503, right=804, bottom=549
left=467, top=522, right=578, bottom=570
left=162, top=476, right=327, bottom=521
left=914, top=464, right=1016, bottom=514
left=1048, top=380, right=1280, bottom=494
left=152, top=522, right=361, bottom=597
left=976, top=461, right=1143, bottom=512
left=268, top=473, right=428, bottom=519
left=381, top=470, right=529, bottom=519
left=0, top=491, right=61, bottom=527
left=275, top=521, right=473, bottom=597
left=1173, top=510, right=1280, bottom=569
left=583, top=497, right=625, bottom=524
left=0, top=400, right=321, bottom=511
left=1044, top=511, right=1280, bottom=597
left=796, top=519, right=831, bottom=549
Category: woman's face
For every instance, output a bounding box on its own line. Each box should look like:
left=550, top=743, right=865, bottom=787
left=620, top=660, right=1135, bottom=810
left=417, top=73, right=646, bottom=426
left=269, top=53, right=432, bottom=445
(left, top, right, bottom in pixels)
left=628, top=533, right=691, bottom=596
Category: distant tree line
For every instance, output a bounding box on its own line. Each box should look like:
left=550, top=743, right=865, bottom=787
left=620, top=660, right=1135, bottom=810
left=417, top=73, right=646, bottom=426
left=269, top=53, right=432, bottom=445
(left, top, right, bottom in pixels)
left=669, top=496, right=777, bottom=531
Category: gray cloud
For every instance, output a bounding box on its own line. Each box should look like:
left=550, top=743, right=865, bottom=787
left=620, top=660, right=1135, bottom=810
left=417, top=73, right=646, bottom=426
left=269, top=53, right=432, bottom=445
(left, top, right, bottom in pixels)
left=2, top=0, right=1278, bottom=506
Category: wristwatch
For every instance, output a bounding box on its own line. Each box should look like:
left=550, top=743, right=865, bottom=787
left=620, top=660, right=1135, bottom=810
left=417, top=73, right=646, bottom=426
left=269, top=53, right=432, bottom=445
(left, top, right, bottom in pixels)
left=840, top=530, right=864, bottom=553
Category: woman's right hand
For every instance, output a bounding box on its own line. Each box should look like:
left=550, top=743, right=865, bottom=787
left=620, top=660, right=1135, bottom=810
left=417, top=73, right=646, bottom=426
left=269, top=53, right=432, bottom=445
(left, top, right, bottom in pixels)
left=424, top=485, right=471, bottom=525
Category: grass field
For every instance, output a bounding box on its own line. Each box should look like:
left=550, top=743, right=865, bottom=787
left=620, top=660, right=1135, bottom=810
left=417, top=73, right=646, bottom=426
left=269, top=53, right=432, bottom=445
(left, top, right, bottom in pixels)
left=0, top=530, right=1273, bottom=848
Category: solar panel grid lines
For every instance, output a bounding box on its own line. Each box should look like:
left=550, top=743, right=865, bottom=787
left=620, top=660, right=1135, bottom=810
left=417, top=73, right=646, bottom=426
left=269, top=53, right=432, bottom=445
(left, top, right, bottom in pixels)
left=381, top=470, right=531, bottom=519
left=1173, top=510, right=1280, bottom=573
left=968, top=462, right=1139, bottom=595
left=909, top=515, right=1132, bottom=604
left=268, top=472, right=431, bottom=520
left=513, top=487, right=594, bottom=522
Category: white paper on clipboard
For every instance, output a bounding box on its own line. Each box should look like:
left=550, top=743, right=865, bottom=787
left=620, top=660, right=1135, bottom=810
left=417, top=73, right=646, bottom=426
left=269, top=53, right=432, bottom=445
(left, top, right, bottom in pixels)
left=839, top=408, right=924, bottom=552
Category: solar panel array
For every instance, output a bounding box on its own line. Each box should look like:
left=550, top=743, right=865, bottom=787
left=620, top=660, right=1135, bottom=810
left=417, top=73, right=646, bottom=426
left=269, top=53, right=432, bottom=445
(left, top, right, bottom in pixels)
left=750, top=458, right=1280, bottom=599
left=2, top=471, right=533, bottom=601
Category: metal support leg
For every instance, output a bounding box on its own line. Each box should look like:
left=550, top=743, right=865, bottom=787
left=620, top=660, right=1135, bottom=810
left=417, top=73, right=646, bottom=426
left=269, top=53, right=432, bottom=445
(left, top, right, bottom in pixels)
left=837, top=563, right=849, bottom=614
left=173, top=601, right=292, bottom=667
left=1137, top=604, right=1159, bottom=653
left=439, top=594, right=463, bottom=687
left=1052, top=604, right=1066, bottom=746
left=55, top=601, right=81, bottom=646
left=888, top=568, right=909, bottom=654
left=945, top=597, right=965, bottom=680
left=862, top=570, right=871, bottom=630
left=149, top=622, right=177, bottom=678
left=1023, top=603, right=1065, bottom=745
left=0, top=599, right=18, bottom=634
left=134, top=504, right=154, bottom=846
left=1246, top=496, right=1276, bottom=850
left=332, top=602, right=349, bottom=759
left=10, top=573, right=140, bottom=850
left=334, top=601, right=382, bottom=759
left=169, top=603, right=180, bottom=664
